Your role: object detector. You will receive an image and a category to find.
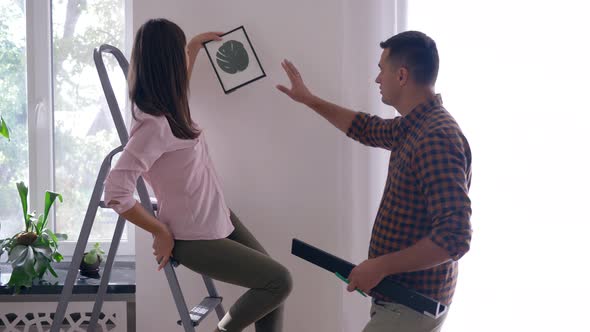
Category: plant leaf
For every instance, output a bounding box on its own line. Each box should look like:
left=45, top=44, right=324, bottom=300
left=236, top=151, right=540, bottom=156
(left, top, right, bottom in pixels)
left=47, top=263, right=58, bottom=278
left=34, top=214, right=44, bottom=234
left=7, top=266, right=33, bottom=293
left=1, top=236, right=16, bottom=256
left=0, top=239, right=7, bottom=256
left=8, top=245, right=28, bottom=264
left=45, top=229, right=59, bottom=243
left=52, top=251, right=63, bottom=262
left=84, top=252, right=98, bottom=265
left=10, top=245, right=35, bottom=278
left=34, top=252, right=49, bottom=278
left=91, top=242, right=105, bottom=256
left=40, top=191, right=63, bottom=231
left=0, top=115, right=10, bottom=141
left=32, top=243, right=52, bottom=258
left=37, top=265, right=48, bottom=280
left=25, top=246, right=36, bottom=275
left=32, top=234, right=49, bottom=250
left=16, top=182, right=29, bottom=232
left=54, top=233, right=68, bottom=241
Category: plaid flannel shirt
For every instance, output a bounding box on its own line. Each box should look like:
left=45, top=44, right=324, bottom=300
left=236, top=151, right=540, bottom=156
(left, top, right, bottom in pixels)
left=347, top=94, right=472, bottom=305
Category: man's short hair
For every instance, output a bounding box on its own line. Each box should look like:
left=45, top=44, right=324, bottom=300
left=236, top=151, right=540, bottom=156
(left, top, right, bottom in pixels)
left=380, top=31, right=439, bottom=86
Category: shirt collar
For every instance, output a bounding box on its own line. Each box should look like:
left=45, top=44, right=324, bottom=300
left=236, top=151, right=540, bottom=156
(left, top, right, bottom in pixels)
left=399, top=94, right=443, bottom=130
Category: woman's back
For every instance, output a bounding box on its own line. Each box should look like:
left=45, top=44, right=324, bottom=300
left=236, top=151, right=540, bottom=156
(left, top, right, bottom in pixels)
left=104, top=108, right=234, bottom=240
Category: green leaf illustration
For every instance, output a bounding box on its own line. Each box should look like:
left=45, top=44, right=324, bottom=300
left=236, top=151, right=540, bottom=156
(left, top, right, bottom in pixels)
left=216, top=40, right=249, bottom=74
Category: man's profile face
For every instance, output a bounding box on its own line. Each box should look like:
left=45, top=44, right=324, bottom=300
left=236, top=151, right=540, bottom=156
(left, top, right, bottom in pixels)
left=375, top=49, right=401, bottom=107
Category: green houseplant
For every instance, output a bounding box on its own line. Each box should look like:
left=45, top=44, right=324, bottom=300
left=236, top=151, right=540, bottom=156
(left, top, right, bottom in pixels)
left=80, top=242, right=105, bottom=277
left=0, top=181, right=66, bottom=291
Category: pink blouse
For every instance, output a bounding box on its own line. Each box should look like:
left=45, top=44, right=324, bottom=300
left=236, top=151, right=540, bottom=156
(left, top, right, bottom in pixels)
left=103, top=109, right=234, bottom=240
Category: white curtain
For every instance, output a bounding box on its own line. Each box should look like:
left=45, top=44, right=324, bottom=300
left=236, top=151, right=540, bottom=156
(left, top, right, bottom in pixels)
left=406, top=1, right=590, bottom=331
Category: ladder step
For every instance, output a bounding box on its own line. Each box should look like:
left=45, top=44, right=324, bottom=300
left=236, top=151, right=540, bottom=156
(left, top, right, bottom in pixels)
left=177, top=297, right=223, bottom=327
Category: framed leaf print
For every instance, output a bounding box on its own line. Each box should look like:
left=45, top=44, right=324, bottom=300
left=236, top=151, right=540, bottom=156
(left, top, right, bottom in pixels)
left=203, top=26, right=266, bottom=94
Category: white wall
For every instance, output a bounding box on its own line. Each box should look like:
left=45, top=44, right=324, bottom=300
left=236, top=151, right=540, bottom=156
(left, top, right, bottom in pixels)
left=133, top=1, right=398, bottom=331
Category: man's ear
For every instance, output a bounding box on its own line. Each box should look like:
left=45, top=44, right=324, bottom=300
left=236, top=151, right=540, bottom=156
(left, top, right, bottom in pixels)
left=398, top=67, right=409, bottom=86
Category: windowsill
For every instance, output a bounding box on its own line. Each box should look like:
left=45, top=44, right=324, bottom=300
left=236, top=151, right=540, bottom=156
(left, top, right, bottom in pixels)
left=0, top=261, right=135, bottom=295
left=61, top=255, right=137, bottom=263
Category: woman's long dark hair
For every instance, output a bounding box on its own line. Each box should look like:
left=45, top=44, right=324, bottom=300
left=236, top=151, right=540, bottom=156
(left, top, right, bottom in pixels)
left=128, top=18, right=199, bottom=139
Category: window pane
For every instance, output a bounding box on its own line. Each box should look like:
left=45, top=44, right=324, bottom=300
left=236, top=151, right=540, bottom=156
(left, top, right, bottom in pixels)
left=52, top=0, right=127, bottom=242
left=0, top=0, right=28, bottom=239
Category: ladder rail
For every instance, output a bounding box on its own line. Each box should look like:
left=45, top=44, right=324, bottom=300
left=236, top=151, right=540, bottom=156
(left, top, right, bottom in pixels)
left=93, top=44, right=130, bottom=144
left=50, top=146, right=123, bottom=332
left=52, top=44, right=226, bottom=332
left=203, top=275, right=226, bottom=320
left=88, top=214, right=126, bottom=331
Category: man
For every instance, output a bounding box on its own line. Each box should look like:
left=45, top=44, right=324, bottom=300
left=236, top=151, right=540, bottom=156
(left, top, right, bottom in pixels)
left=277, top=31, right=472, bottom=332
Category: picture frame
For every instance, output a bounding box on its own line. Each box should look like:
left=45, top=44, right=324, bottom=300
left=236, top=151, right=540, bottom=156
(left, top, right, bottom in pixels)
left=203, top=26, right=266, bottom=94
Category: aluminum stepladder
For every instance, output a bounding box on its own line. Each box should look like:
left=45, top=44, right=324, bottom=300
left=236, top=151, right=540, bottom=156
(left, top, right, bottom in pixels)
left=50, top=44, right=226, bottom=332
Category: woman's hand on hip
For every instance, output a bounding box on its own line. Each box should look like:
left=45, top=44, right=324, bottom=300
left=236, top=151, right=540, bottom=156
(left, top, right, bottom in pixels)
left=153, top=224, right=174, bottom=271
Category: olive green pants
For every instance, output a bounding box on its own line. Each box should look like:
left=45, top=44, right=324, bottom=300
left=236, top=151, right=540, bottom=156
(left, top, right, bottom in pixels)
left=362, top=300, right=448, bottom=332
left=172, top=211, right=292, bottom=332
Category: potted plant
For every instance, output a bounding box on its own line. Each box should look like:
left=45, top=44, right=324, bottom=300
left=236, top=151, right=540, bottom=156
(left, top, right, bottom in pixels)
left=0, top=181, right=66, bottom=292
left=80, top=242, right=105, bottom=278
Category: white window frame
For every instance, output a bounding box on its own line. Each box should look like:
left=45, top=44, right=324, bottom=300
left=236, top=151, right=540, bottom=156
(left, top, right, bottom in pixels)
left=25, top=0, right=134, bottom=259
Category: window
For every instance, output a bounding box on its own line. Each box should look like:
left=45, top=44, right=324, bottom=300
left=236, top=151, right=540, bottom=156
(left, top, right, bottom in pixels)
left=0, top=0, right=28, bottom=240
left=0, top=0, right=132, bottom=257
left=406, top=1, right=590, bottom=331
